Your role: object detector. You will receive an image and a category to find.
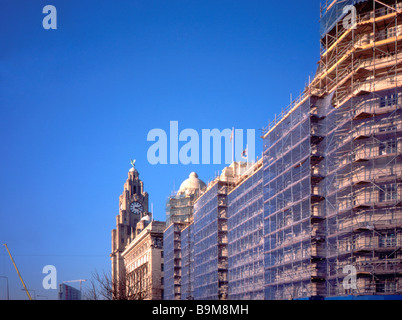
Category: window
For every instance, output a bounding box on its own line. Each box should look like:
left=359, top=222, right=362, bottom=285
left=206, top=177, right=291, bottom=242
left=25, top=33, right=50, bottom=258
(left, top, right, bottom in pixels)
left=379, top=126, right=397, bottom=133
left=379, top=139, right=397, bottom=155
left=379, top=94, right=397, bottom=108
left=379, top=232, right=397, bottom=248
left=379, top=184, right=397, bottom=202
left=376, top=279, right=397, bottom=293
left=387, top=27, right=395, bottom=38
left=387, top=25, right=402, bottom=38
left=385, top=281, right=396, bottom=293
left=351, top=193, right=357, bottom=206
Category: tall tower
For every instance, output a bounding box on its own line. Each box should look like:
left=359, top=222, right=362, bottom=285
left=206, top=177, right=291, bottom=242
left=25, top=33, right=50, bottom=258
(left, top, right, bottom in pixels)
left=111, top=160, right=150, bottom=298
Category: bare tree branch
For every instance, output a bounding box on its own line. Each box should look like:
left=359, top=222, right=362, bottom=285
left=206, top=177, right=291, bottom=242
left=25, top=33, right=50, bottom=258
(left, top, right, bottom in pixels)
left=84, top=266, right=152, bottom=300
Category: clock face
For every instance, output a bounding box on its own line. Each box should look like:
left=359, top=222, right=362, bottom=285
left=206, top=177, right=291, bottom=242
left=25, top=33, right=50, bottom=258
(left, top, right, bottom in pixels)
left=130, top=201, right=144, bottom=215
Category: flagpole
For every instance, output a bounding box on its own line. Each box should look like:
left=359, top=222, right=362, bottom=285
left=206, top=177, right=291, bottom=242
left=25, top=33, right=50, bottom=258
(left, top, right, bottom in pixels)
left=246, top=144, right=249, bottom=171
left=231, top=127, right=234, bottom=164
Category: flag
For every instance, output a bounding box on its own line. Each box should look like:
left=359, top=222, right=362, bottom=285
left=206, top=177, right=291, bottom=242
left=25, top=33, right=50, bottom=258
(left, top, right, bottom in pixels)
left=241, top=146, right=248, bottom=159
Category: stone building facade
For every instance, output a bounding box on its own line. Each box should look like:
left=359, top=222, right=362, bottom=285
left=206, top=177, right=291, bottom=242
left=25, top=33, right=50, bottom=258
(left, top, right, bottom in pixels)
left=111, top=162, right=165, bottom=299
left=122, top=220, right=165, bottom=300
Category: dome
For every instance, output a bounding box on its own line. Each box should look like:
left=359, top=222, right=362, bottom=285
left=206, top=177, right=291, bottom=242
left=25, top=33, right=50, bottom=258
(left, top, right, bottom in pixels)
left=178, top=172, right=206, bottom=195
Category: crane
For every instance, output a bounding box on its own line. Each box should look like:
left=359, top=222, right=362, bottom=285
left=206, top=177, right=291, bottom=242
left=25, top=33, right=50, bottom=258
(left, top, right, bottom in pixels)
left=2, top=243, right=32, bottom=300
left=62, top=279, right=87, bottom=297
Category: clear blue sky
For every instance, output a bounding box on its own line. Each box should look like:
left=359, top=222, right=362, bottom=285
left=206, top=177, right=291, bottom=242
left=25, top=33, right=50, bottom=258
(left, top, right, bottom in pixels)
left=0, top=0, right=321, bottom=299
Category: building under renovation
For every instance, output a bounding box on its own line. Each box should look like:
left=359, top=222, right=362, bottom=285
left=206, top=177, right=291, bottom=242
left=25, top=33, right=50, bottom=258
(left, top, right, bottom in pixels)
left=163, top=172, right=206, bottom=300
left=163, top=162, right=254, bottom=300
left=181, top=221, right=195, bottom=300
left=262, top=0, right=402, bottom=299
left=227, top=159, right=264, bottom=300
left=192, top=165, right=237, bottom=300
left=162, top=0, right=402, bottom=300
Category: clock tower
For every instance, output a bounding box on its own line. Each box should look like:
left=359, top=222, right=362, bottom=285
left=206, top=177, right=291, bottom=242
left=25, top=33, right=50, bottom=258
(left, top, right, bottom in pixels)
left=111, top=160, right=151, bottom=297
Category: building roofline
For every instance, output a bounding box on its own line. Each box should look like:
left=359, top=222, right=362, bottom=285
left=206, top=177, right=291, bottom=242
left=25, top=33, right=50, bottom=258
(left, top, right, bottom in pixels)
left=122, top=220, right=165, bottom=256
left=228, top=158, right=263, bottom=195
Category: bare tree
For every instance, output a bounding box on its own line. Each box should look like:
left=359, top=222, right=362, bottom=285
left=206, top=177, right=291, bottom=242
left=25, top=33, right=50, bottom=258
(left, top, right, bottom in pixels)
left=125, top=263, right=151, bottom=300
left=83, top=270, right=113, bottom=300
left=84, top=266, right=152, bottom=300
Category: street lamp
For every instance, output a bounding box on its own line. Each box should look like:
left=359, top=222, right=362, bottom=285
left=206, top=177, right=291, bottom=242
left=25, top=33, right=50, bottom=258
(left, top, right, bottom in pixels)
left=21, top=288, right=36, bottom=300
left=0, top=276, right=9, bottom=300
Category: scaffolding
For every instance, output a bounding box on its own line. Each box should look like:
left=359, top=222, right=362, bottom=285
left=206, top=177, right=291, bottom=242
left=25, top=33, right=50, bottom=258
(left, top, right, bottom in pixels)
left=163, top=222, right=185, bottom=300
left=263, top=95, right=326, bottom=300
left=227, top=159, right=264, bottom=300
left=192, top=164, right=245, bottom=300
left=169, top=162, right=259, bottom=300
left=262, top=0, right=402, bottom=300
left=166, top=192, right=197, bottom=226
left=317, top=0, right=402, bottom=298
left=193, top=183, right=225, bottom=300
left=163, top=175, right=204, bottom=300
left=181, top=222, right=195, bottom=300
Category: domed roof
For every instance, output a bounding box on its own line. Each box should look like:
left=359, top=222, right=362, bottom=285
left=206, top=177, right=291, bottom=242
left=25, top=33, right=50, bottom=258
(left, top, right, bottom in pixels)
left=178, top=172, right=206, bottom=195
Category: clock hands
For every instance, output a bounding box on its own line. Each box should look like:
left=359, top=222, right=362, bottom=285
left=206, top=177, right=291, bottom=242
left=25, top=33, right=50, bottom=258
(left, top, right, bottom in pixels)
left=130, top=201, right=144, bottom=214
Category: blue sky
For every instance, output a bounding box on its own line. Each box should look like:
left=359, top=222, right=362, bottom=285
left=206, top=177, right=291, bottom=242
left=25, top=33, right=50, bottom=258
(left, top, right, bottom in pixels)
left=0, top=0, right=321, bottom=299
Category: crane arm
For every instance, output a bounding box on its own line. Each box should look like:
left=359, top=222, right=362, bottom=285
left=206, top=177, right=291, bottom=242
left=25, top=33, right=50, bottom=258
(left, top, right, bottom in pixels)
left=3, top=243, right=32, bottom=300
